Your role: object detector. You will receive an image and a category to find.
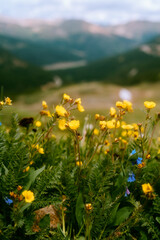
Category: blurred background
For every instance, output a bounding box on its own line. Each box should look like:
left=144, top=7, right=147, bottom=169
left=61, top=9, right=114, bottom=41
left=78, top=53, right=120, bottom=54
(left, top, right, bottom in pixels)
left=0, top=0, right=160, bottom=121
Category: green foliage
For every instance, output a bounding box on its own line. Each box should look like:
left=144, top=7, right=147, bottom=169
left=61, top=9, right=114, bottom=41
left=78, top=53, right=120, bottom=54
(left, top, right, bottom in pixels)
left=0, top=95, right=160, bottom=239
left=52, top=48, right=160, bottom=86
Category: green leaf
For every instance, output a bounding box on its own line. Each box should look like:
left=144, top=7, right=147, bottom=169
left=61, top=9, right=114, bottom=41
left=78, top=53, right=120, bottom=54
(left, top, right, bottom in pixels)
left=139, top=231, right=148, bottom=240
left=24, top=165, right=45, bottom=190
left=156, top=217, right=160, bottom=224
left=19, top=203, right=31, bottom=213
left=2, top=163, right=8, bottom=175
left=114, top=206, right=133, bottom=226
left=39, top=214, right=50, bottom=229
left=76, top=193, right=84, bottom=227
left=108, top=203, right=120, bottom=225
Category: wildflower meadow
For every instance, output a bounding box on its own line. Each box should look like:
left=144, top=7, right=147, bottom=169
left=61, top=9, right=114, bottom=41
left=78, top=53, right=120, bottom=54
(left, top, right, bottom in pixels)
left=0, top=95, right=160, bottom=240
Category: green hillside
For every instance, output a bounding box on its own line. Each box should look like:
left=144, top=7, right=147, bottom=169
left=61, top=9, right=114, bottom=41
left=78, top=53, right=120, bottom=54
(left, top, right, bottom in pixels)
left=0, top=48, right=53, bottom=97
left=51, top=48, right=160, bottom=85
left=0, top=33, right=138, bottom=66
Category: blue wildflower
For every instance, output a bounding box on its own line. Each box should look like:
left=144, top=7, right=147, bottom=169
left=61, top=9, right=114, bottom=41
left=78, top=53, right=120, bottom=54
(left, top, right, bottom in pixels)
left=0, top=122, right=2, bottom=126
left=4, top=197, right=13, bottom=205
left=125, top=188, right=130, bottom=197
left=127, top=173, right=136, bottom=182
left=130, top=149, right=136, bottom=156
left=136, top=157, right=143, bottom=165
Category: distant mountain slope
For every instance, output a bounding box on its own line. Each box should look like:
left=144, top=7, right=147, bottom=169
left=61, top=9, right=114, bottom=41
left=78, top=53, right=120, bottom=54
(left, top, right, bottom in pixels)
left=0, top=48, right=53, bottom=96
left=2, top=18, right=160, bottom=67
left=107, top=21, right=160, bottom=42
left=0, top=33, right=138, bottom=66
left=50, top=41, right=160, bottom=85
left=1, top=18, right=160, bottom=43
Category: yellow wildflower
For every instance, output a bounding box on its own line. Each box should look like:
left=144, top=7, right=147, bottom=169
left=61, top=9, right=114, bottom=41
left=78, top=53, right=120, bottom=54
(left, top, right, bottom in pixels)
left=23, top=166, right=30, bottom=172
left=85, top=203, right=92, bottom=211
left=158, top=149, right=160, bottom=154
left=30, top=161, right=34, bottom=165
left=76, top=161, right=82, bottom=166
left=75, top=98, right=81, bottom=104
left=142, top=183, right=153, bottom=195
left=10, top=192, right=15, bottom=197
left=0, top=101, right=4, bottom=106
left=68, top=120, right=80, bottom=130
left=38, top=147, right=44, bottom=154
left=123, top=100, right=133, bottom=112
left=95, top=114, right=100, bottom=120
left=106, top=120, right=115, bottom=129
left=40, top=110, right=51, bottom=117
left=93, top=128, right=99, bottom=135
left=22, top=190, right=35, bottom=203
left=138, top=162, right=145, bottom=168
left=133, top=131, right=139, bottom=138
left=35, top=121, right=41, bottom=127
left=99, top=121, right=107, bottom=130
left=77, top=103, right=85, bottom=112
left=63, top=93, right=71, bottom=101
left=146, top=154, right=151, bottom=159
left=56, top=105, right=67, bottom=117
left=5, top=97, right=12, bottom=105
left=116, top=101, right=126, bottom=109
left=42, top=101, right=48, bottom=109
left=25, top=166, right=30, bottom=172
left=104, top=149, right=110, bottom=155
left=121, top=139, right=127, bottom=144
left=104, top=140, right=110, bottom=146
left=121, top=131, right=127, bottom=137
left=132, top=123, right=138, bottom=131
left=58, top=119, right=66, bottom=130
left=18, top=195, right=23, bottom=201
left=17, top=186, right=23, bottom=191
left=121, top=124, right=133, bottom=130
left=144, top=101, right=156, bottom=109
left=110, top=107, right=116, bottom=117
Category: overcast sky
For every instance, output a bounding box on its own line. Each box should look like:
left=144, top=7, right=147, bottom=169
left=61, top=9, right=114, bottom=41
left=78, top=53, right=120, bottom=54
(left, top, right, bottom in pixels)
left=1, top=0, right=160, bottom=25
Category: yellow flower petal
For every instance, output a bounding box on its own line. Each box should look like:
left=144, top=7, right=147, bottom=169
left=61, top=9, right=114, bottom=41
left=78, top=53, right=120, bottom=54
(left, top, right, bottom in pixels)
left=42, top=101, right=48, bottom=109
left=56, top=105, right=67, bottom=117
left=63, top=93, right=71, bottom=101
left=77, top=104, right=85, bottom=112
left=35, top=121, right=41, bottom=127
left=58, top=119, right=66, bottom=130
left=68, top=120, right=80, bottom=130
left=22, top=190, right=35, bottom=203
left=144, top=101, right=156, bottom=109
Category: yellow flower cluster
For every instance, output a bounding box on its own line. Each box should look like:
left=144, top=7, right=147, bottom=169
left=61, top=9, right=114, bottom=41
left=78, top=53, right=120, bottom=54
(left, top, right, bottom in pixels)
left=0, top=97, right=12, bottom=110
left=116, top=100, right=133, bottom=112
left=85, top=203, right=92, bottom=211
left=99, top=119, right=120, bottom=130
left=144, top=101, right=156, bottom=109
left=32, top=144, right=44, bottom=154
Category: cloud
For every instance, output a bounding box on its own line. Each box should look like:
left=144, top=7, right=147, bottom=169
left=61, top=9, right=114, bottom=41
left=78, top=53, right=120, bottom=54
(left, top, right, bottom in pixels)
left=1, top=0, right=160, bottom=24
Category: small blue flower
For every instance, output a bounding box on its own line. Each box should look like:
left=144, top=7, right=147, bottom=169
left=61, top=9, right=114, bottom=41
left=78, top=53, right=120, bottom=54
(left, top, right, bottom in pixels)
left=125, top=188, right=130, bottom=197
left=130, top=149, right=136, bottom=156
left=0, top=122, right=2, bottom=126
left=4, top=197, right=13, bottom=205
left=127, top=173, right=136, bottom=182
left=136, top=157, right=143, bottom=165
